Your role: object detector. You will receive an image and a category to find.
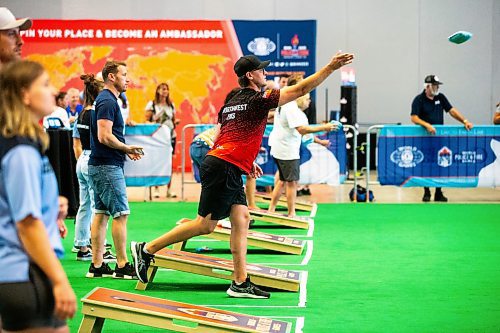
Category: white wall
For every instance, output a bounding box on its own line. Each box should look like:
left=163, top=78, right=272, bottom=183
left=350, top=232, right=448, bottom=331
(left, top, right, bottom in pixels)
left=2, top=0, right=498, bottom=124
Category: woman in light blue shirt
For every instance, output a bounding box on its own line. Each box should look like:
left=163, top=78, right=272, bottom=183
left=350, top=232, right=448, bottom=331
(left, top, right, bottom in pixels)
left=0, top=60, right=76, bottom=332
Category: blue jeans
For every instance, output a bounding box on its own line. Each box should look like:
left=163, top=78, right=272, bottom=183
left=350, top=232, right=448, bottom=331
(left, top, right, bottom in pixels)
left=88, top=164, right=130, bottom=218
left=190, top=140, right=211, bottom=169
left=74, top=151, right=94, bottom=247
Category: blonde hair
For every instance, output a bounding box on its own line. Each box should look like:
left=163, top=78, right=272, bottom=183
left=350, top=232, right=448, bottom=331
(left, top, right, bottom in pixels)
left=0, top=60, right=49, bottom=152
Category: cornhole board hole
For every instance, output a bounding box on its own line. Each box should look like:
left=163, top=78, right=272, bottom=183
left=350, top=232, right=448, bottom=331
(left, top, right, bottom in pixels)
left=172, top=218, right=304, bottom=255
left=249, top=209, right=312, bottom=230
left=79, top=287, right=291, bottom=333
left=254, top=192, right=317, bottom=217
left=135, top=248, right=301, bottom=292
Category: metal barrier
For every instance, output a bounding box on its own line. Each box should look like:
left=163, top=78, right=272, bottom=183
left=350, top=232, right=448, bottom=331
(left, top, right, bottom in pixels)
left=343, top=124, right=359, bottom=195
left=180, top=123, right=359, bottom=201
left=365, top=125, right=384, bottom=200
left=180, top=123, right=216, bottom=201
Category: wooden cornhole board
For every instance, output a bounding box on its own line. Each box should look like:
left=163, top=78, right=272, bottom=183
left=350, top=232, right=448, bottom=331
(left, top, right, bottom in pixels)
left=79, top=287, right=291, bottom=333
left=248, top=209, right=312, bottom=230
left=172, top=218, right=304, bottom=255
left=254, top=192, right=317, bottom=217
left=135, top=248, right=301, bottom=292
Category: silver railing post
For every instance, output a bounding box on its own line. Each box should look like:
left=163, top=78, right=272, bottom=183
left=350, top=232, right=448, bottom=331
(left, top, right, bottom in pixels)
left=181, top=124, right=216, bottom=201
left=365, top=125, right=384, bottom=201
left=343, top=125, right=359, bottom=193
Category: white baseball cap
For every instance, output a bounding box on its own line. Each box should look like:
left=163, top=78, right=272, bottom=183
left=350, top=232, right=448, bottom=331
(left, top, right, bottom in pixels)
left=0, top=7, right=32, bottom=31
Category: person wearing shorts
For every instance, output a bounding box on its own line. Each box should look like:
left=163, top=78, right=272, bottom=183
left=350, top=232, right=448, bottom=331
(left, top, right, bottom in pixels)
left=268, top=75, right=336, bottom=217
left=87, top=61, right=143, bottom=279
left=0, top=60, right=76, bottom=332
left=131, top=51, right=354, bottom=299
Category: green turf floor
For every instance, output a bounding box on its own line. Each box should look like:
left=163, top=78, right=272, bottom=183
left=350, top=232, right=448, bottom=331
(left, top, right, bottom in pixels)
left=62, top=202, right=500, bottom=332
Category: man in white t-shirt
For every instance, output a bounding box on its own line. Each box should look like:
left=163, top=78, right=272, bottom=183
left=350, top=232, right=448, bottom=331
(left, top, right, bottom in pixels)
left=267, top=75, right=337, bottom=216
left=43, top=106, right=71, bottom=129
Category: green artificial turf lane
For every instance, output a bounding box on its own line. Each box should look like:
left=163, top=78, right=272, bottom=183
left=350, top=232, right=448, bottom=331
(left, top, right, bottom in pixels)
left=61, top=202, right=500, bottom=332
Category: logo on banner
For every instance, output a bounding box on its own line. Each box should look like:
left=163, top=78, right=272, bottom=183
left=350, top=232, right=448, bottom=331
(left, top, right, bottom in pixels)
left=390, top=146, right=424, bottom=168
left=454, top=151, right=483, bottom=164
left=247, top=37, right=276, bottom=56
left=437, top=146, right=453, bottom=167
left=280, top=34, right=309, bottom=59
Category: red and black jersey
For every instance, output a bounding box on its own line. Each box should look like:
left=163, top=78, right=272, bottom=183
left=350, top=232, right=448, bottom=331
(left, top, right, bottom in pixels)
left=208, top=88, right=280, bottom=174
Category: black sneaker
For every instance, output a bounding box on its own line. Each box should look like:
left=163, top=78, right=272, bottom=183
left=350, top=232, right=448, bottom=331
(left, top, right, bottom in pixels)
left=89, top=242, right=112, bottom=251
left=226, top=277, right=270, bottom=299
left=86, top=262, right=114, bottom=278
left=130, top=241, right=154, bottom=283
left=77, top=250, right=92, bottom=261
left=113, top=262, right=138, bottom=279
left=434, top=192, right=448, bottom=202
left=422, top=192, right=431, bottom=202
left=103, top=250, right=117, bottom=263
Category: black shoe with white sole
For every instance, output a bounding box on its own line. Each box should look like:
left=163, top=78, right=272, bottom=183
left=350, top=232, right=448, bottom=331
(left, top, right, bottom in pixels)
left=130, top=241, right=154, bottom=283
left=113, top=262, right=138, bottom=279
left=226, top=277, right=270, bottom=299
left=86, top=262, right=114, bottom=278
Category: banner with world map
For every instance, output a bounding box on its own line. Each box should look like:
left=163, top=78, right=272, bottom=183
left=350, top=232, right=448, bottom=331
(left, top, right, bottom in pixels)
left=20, top=19, right=316, bottom=171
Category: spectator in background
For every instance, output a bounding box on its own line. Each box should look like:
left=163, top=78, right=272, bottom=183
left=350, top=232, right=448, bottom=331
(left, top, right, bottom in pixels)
left=0, top=7, right=29, bottom=70
left=55, top=91, right=68, bottom=109
left=145, top=82, right=180, bottom=198
left=0, top=60, right=76, bottom=332
left=66, top=87, right=83, bottom=126
left=295, top=76, right=316, bottom=196
left=493, top=102, right=500, bottom=125
left=43, top=93, right=71, bottom=129
left=411, top=74, right=473, bottom=202
left=73, top=73, right=116, bottom=263
left=118, top=92, right=136, bottom=126
left=268, top=75, right=336, bottom=216
left=278, top=73, right=290, bottom=89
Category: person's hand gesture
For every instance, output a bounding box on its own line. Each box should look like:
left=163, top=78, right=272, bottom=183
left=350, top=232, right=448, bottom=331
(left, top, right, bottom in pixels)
left=249, top=163, right=263, bottom=179
left=126, top=145, right=144, bottom=161
left=329, top=51, right=355, bottom=71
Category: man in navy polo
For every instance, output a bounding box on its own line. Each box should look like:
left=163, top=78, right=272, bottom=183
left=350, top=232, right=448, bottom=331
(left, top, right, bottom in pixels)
left=87, top=60, right=143, bottom=279
left=411, top=74, right=473, bottom=202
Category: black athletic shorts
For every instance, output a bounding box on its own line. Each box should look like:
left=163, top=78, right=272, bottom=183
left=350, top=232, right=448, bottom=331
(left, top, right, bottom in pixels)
left=0, top=263, right=66, bottom=331
left=198, top=155, right=247, bottom=220
left=274, top=157, right=300, bottom=182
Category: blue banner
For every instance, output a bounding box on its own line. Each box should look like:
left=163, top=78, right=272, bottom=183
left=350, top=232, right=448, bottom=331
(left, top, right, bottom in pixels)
left=378, top=125, right=500, bottom=187
left=233, top=20, right=316, bottom=79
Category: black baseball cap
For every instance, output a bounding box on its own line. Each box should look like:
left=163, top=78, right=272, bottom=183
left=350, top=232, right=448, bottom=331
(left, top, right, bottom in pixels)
left=424, top=75, right=443, bottom=85
left=234, top=55, right=270, bottom=77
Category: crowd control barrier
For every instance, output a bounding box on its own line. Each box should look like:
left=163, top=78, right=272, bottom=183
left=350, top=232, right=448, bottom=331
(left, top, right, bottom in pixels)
left=180, top=123, right=352, bottom=201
